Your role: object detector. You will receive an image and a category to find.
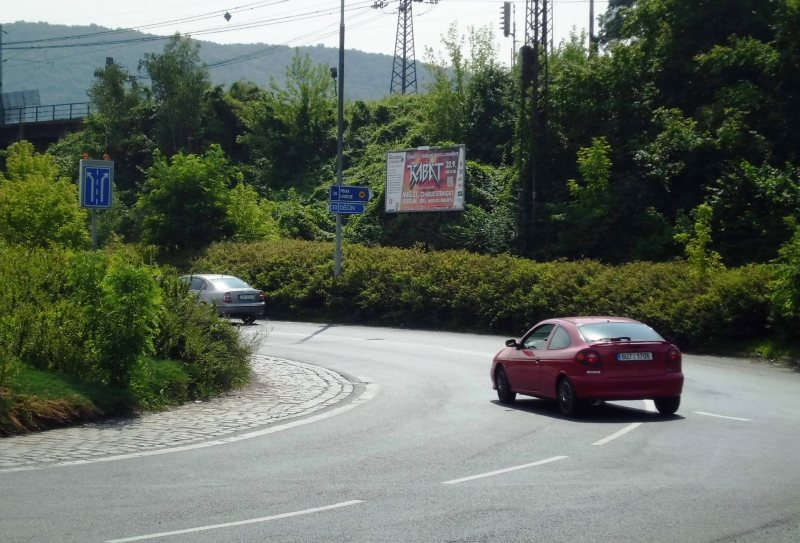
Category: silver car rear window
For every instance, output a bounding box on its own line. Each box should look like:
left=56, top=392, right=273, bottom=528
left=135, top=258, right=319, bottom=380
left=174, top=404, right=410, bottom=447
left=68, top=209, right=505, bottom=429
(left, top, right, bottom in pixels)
left=212, top=277, right=251, bottom=290
left=578, top=322, right=664, bottom=342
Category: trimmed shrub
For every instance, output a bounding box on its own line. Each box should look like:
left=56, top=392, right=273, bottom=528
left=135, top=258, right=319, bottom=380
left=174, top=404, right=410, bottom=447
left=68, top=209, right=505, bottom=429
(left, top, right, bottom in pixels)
left=196, top=240, right=781, bottom=349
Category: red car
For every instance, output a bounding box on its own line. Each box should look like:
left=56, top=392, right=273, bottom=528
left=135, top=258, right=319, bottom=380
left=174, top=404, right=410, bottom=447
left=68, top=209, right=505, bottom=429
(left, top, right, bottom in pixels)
left=491, top=316, right=683, bottom=416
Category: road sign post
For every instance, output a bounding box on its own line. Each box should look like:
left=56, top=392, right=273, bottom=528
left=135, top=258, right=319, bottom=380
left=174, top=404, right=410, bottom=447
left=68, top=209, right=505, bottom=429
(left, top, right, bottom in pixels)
left=330, top=183, right=372, bottom=274
left=79, top=159, right=114, bottom=248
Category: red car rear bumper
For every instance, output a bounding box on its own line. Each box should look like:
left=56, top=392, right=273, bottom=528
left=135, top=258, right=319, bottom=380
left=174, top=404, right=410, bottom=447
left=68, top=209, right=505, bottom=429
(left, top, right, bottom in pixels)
left=571, top=372, right=684, bottom=400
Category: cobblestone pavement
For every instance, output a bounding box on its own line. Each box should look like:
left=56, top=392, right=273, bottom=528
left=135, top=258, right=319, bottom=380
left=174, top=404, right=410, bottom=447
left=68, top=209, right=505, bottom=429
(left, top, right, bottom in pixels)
left=0, top=356, right=354, bottom=471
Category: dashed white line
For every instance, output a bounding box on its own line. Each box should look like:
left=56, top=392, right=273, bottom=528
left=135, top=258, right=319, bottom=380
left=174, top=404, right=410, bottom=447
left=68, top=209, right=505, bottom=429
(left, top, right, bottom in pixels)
left=593, top=423, right=643, bottom=446
left=105, top=500, right=365, bottom=542
left=441, top=456, right=569, bottom=485
left=694, top=411, right=752, bottom=422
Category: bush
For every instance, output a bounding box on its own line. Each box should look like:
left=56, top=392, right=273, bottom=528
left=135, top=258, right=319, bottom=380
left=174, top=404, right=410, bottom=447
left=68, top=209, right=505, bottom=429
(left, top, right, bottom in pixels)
left=0, top=245, right=254, bottom=404
left=196, top=239, right=784, bottom=349
left=129, top=357, right=190, bottom=411
left=155, top=274, right=254, bottom=398
left=771, top=226, right=800, bottom=333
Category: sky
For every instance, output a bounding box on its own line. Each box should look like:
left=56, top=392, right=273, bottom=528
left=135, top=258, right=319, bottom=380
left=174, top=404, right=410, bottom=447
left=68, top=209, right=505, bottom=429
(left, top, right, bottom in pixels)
left=3, top=0, right=607, bottom=63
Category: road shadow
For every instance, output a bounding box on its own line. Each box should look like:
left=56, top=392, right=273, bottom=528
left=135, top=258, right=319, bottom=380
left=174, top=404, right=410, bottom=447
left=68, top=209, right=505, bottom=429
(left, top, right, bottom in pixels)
left=490, top=398, right=685, bottom=423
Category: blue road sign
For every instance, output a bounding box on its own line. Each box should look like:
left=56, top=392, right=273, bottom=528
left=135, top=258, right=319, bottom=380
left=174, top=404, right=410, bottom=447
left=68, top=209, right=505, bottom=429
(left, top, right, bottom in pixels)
left=330, top=201, right=366, bottom=214
left=330, top=185, right=372, bottom=203
left=79, top=159, right=114, bottom=209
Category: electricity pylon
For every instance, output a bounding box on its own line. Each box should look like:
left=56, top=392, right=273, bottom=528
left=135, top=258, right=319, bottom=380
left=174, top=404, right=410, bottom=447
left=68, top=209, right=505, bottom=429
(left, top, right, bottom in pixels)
left=517, top=0, right=553, bottom=257
left=374, top=0, right=439, bottom=95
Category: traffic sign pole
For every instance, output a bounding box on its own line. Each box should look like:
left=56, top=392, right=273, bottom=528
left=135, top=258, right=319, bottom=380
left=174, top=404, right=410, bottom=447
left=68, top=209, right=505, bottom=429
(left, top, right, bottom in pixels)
left=79, top=159, right=114, bottom=249
left=91, top=209, right=97, bottom=249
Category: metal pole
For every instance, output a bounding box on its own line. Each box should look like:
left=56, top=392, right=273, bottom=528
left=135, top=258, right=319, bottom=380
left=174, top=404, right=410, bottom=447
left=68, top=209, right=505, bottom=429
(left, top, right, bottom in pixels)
left=334, top=0, right=345, bottom=278
left=589, top=0, right=595, bottom=54
left=91, top=209, right=97, bottom=249
left=0, top=24, right=4, bottom=125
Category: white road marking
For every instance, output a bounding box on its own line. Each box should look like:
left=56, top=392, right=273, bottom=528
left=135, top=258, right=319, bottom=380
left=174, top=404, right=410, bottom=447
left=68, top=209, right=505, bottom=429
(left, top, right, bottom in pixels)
left=105, top=500, right=365, bottom=542
left=441, top=456, right=568, bottom=485
left=593, top=423, right=642, bottom=446
left=43, top=381, right=380, bottom=469
left=643, top=399, right=656, bottom=412
left=694, top=411, right=751, bottom=422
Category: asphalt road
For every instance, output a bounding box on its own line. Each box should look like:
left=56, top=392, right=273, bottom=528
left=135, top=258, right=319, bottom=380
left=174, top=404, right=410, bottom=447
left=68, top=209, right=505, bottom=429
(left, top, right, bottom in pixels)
left=2, top=321, right=799, bottom=542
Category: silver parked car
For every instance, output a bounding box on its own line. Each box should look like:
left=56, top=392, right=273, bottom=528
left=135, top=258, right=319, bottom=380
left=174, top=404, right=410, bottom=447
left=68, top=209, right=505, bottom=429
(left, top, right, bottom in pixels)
left=180, top=274, right=265, bottom=324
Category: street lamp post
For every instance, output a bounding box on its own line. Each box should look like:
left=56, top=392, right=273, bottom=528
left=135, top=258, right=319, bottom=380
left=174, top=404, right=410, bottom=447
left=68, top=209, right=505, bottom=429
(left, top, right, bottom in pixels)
left=333, top=0, right=346, bottom=278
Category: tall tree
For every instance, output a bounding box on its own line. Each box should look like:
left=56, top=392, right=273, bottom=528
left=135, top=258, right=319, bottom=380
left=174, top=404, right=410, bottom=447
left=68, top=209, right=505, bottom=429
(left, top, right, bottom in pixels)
left=140, top=34, right=211, bottom=155
left=136, top=145, right=238, bottom=252
left=239, top=52, right=335, bottom=192
left=85, top=61, right=153, bottom=194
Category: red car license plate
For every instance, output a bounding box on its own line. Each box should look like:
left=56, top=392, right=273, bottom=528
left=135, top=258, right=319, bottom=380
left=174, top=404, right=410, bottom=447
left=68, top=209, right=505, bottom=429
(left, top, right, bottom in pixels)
left=617, top=352, right=654, bottom=361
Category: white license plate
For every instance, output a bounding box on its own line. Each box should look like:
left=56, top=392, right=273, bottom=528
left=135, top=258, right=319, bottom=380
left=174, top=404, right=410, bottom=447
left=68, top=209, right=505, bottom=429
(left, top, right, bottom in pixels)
left=617, top=352, right=653, bottom=361
left=238, top=294, right=255, bottom=301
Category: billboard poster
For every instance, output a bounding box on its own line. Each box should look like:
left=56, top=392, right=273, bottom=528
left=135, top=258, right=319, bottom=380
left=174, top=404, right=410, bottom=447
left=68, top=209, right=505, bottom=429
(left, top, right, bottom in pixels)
left=385, top=145, right=466, bottom=213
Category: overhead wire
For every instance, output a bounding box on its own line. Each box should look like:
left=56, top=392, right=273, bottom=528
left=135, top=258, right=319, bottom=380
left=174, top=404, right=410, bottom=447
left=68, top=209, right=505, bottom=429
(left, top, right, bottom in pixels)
left=3, top=0, right=396, bottom=73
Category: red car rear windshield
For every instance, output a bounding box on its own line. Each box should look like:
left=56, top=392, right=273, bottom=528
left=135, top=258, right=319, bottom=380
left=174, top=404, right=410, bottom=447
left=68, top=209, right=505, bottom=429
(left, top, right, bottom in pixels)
left=578, top=322, right=664, bottom=342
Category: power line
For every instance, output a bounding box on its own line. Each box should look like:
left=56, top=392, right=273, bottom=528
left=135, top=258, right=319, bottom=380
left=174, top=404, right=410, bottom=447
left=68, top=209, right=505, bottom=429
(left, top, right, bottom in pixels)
left=4, top=0, right=290, bottom=46
left=4, top=0, right=377, bottom=50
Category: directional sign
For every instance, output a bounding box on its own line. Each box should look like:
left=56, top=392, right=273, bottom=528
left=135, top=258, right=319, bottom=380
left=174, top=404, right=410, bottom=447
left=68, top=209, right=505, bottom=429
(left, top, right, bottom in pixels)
left=330, top=185, right=372, bottom=203
left=330, top=201, right=367, bottom=214
left=79, top=159, right=114, bottom=209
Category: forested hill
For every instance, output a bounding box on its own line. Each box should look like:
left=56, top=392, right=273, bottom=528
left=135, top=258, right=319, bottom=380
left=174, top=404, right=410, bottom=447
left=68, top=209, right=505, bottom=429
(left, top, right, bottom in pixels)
left=1, top=21, right=419, bottom=104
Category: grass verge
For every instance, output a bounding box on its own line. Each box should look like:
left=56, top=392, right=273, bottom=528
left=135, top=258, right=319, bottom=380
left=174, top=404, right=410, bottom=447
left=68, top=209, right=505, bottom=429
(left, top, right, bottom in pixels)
left=0, top=357, right=193, bottom=436
left=0, top=364, right=135, bottom=436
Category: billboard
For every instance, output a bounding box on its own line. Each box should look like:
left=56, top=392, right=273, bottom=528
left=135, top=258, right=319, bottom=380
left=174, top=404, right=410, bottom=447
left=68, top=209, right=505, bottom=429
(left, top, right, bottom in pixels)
left=385, top=145, right=466, bottom=213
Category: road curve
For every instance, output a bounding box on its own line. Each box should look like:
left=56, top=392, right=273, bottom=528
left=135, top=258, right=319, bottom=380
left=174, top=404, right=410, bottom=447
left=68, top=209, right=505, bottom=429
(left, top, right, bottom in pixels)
left=2, top=321, right=799, bottom=543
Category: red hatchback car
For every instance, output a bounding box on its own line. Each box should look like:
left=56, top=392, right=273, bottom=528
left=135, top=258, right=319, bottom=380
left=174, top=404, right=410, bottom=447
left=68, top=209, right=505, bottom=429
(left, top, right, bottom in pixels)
left=491, top=316, right=683, bottom=416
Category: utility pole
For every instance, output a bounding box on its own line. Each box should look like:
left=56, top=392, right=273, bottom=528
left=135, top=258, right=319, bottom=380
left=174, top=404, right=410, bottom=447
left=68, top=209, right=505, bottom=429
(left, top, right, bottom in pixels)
left=0, top=24, right=4, bottom=125
left=589, top=0, right=596, bottom=55
left=517, top=0, right=552, bottom=258
left=334, top=0, right=345, bottom=277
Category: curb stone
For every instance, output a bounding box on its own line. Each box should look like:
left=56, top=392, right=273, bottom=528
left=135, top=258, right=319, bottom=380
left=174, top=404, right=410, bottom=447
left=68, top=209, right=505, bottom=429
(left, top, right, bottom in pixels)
left=0, top=356, right=353, bottom=470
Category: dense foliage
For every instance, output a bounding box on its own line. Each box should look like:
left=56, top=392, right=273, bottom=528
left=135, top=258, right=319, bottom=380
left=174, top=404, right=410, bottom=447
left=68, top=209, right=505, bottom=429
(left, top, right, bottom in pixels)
left=0, top=243, right=255, bottom=434
left=194, top=239, right=780, bottom=350
left=3, top=1, right=800, bottom=431
left=21, top=3, right=797, bottom=271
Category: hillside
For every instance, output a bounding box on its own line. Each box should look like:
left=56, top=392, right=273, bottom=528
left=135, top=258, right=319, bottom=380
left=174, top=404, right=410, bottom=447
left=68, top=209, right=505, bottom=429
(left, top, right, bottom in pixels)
left=1, top=21, right=430, bottom=105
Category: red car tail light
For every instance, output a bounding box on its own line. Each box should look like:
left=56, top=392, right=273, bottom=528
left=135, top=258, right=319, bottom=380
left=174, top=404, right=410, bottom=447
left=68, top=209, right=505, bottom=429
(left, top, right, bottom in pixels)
left=259, top=291, right=265, bottom=302
left=576, top=349, right=602, bottom=367
left=666, top=346, right=682, bottom=370
left=223, top=292, right=232, bottom=304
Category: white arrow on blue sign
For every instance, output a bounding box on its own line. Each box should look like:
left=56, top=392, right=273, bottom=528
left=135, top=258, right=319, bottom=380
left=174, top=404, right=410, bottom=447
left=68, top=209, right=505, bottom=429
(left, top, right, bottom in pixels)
left=330, top=201, right=367, bottom=214
left=79, top=159, right=114, bottom=209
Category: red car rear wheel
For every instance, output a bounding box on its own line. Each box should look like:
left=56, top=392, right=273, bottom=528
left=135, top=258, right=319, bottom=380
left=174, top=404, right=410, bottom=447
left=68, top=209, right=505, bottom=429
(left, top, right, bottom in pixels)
left=557, top=377, right=584, bottom=417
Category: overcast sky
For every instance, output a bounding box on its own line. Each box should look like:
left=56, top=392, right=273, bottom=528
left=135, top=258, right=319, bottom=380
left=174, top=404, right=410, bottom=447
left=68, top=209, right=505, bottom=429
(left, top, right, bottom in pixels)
left=3, top=0, right=606, bottom=63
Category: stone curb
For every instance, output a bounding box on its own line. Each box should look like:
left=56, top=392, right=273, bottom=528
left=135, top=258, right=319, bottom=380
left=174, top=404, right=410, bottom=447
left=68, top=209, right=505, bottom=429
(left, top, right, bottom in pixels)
left=0, top=356, right=353, bottom=470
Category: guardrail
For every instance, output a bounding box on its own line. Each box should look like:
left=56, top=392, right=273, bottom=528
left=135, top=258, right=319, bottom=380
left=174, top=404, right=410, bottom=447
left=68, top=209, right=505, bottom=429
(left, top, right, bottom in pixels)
left=1, top=102, right=94, bottom=125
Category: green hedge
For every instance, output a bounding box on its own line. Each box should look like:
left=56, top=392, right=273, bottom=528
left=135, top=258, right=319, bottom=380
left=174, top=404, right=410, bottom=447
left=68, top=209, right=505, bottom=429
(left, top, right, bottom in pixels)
left=194, top=240, right=779, bottom=349
left=0, top=244, right=253, bottom=404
